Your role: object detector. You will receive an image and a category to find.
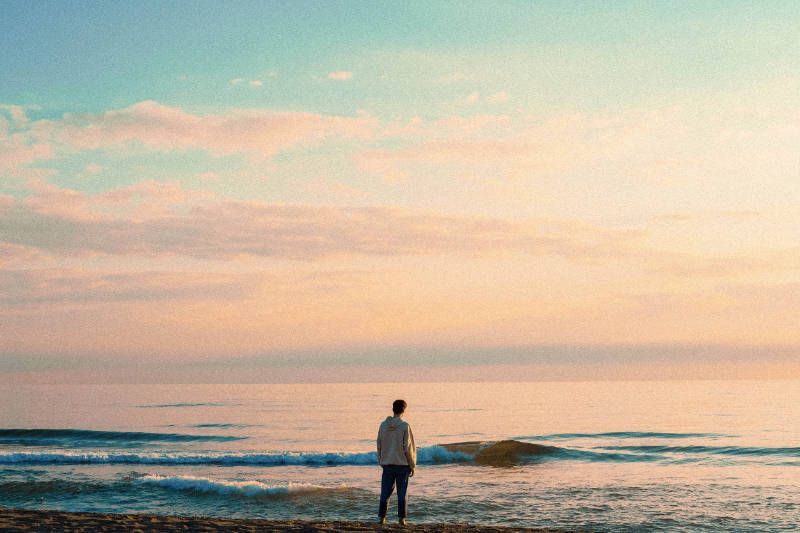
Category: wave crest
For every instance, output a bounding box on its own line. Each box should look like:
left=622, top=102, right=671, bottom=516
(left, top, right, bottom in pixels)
left=1, top=440, right=794, bottom=467
left=137, top=474, right=345, bottom=498
left=0, top=446, right=467, bottom=467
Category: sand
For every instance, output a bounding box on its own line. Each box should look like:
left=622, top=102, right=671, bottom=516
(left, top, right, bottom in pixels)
left=0, top=508, right=574, bottom=532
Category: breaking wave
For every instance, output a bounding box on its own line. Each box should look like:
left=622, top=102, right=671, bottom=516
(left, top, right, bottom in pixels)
left=1, top=440, right=794, bottom=467
left=137, top=474, right=350, bottom=498
left=0, top=446, right=468, bottom=466
left=0, top=474, right=355, bottom=502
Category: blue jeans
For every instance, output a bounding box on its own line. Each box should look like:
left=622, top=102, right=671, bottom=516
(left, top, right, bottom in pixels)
left=379, top=464, right=411, bottom=519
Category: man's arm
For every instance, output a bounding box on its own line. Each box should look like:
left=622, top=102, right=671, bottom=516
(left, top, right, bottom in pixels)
left=376, top=426, right=382, bottom=463
left=404, top=425, right=417, bottom=473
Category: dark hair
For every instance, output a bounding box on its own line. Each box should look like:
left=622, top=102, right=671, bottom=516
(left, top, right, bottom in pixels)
left=392, top=399, right=407, bottom=415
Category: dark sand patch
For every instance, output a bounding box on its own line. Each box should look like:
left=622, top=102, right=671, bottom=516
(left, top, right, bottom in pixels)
left=0, top=508, right=578, bottom=532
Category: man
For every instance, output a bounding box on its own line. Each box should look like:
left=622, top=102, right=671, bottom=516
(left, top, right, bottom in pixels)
left=377, top=399, right=416, bottom=526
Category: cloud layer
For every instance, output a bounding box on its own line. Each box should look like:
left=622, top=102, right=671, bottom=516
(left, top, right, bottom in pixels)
left=2, top=91, right=799, bottom=362
left=1, top=181, right=643, bottom=261
left=30, top=100, right=375, bottom=160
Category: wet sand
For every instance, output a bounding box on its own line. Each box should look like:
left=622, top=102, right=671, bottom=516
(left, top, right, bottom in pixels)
left=0, top=508, right=576, bottom=532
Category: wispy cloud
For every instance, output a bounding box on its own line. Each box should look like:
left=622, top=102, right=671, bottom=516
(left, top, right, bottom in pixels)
left=1, top=181, right=645, bottom=262
left=37, top=100, right=376, bottom=159
left=8, top=180, right=795, bottom=281
left=0, top=242, right=44, bottom=267
left=84, top=162, right=102, bottom=174
left=487, top=91, right=509, bottom=104
left=0, top=104, right=32, bottom=127
left=0, top=269, right=250, bottom=306
left=0, top=118, right=52, bottom=175
left=327, top=71, right=353, bottom=81
left=464, top=91, right=480, bottom=104
left=646, top=248, right=800, bottom=278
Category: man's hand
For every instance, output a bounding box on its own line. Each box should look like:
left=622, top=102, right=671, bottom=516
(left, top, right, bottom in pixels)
left=409, top=468, right=415, bottom=477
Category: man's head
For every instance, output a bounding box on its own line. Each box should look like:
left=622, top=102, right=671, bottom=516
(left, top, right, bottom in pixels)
left=392, top=399, right=407, bottom=415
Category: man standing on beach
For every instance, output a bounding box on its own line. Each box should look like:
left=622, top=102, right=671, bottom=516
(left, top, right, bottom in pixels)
left=377, top=399, right=416, bottom=526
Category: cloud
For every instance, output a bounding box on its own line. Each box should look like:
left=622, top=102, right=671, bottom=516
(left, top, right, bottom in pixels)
left=231, top=78, right=264, bottom=87
left=646, top=248, right=800, bottom=278
left=355, top=113, right=581, bottom=181
left=9, top=181, right=793, bottom=281
left=355, top=93, right=800, bottom=195
left=0, top=181, right=645, bottom=262
left=487, top=91, right=509, bottom=104
left=327, top=71, right=353, bottom=81
left=17, top=178, right=210, bottom=222
left=37, top=100, right=376, bottom=159
left=0, top=121, right=53, bottom=174
left=652, top=210, right=764, bottom=223
left=351, top=78, right=800, bottom=204
left=196, top=171, right=219, bottom=181
left=84, top=162, right=102, bottom=174
left=0, top=242, right=44, bottom=267
left=0, top=269, right=250, bottom=306
left=0, top=104, right=31, bottom=127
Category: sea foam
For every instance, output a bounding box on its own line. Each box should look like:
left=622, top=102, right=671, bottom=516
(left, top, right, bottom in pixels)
left=0, top=446, right=470, bottom=466
left=137, top=474, right=339, bottom=498
left=3, top=441, right=788, bottom=467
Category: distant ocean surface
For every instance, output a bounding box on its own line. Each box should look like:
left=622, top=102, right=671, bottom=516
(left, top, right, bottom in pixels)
left=0, top=381, right=798, bottom=532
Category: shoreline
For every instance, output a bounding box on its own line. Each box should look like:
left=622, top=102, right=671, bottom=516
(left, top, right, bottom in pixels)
left=0, top=508, right=574, bottom=532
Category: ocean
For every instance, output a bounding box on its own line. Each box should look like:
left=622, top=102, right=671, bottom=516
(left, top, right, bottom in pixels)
left=0, top=381, right=798, bottom=532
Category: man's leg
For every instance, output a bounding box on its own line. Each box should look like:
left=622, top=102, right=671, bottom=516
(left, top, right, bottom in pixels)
left=395, top=466, right=411, bottom=519
left=378, top=466, right=396, bottom=519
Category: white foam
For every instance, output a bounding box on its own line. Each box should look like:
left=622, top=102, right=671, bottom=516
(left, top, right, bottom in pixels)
left=0, top=446, right=471, bottom=466
left=137, top=474, right=329, bottom=497
left=418, top=445, right=472, bottom=463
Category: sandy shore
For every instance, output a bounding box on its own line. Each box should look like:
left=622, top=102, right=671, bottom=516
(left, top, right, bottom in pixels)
left=0, top=508, right=576, bottom=532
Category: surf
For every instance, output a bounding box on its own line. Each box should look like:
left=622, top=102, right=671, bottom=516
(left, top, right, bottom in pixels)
left=2, top=439, right=794, bottom=467
left=136, top=474, right=354, bottom=499
left=0, top=446, right=470, bottom=466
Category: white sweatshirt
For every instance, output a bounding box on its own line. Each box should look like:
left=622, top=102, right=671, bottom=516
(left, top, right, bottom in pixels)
left=377, top=415, right=417, bottom=468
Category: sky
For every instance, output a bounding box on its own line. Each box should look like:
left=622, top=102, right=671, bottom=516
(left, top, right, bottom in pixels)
left=1, top=1, right=799, bottom=382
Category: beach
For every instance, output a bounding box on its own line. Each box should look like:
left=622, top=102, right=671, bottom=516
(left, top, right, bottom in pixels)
left=0, top=508, right=565, bottom=532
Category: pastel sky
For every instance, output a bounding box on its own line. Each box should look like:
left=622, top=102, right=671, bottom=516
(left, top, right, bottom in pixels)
left=2, top=1, right=799, bottom=382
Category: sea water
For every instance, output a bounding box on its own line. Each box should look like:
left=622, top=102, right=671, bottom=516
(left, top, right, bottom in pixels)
left=0, top=381, right=798, bottom=532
